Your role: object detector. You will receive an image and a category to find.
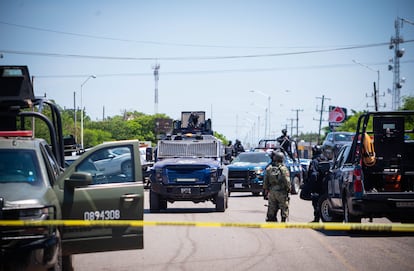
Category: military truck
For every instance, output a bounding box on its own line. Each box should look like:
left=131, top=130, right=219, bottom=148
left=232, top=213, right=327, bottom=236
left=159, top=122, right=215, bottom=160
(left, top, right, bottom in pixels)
left=319, top=111, right=414, bottom=223
left=149, top=111, right=228, bottom=212
left=0, top=66, right=144, bottom=270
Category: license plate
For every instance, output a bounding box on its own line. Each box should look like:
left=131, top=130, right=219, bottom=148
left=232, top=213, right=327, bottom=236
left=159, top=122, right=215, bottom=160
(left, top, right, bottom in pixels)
left=181, top=188, right=191, bottom=194
left=177, top=178, right=197, bottom=182
left=396, top=202, right=414, bottom=208
left=235, top=183, right=243, bottom=188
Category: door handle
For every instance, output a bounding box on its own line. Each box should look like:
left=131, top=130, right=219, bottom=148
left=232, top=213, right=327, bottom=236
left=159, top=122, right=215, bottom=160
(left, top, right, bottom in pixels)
left=121, top=193, right=141, bottom=202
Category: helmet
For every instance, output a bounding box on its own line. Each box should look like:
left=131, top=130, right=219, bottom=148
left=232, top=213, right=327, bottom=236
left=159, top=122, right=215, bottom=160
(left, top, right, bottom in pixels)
left=312, top=145, right=322, bottom=156
left=272, top=151, right=284, bottom=162
left=282, top=129, right=287, bottom=135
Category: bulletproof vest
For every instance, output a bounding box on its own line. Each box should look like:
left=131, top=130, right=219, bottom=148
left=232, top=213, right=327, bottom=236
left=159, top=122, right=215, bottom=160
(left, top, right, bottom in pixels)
left=268, top=164, right=286, bottom=190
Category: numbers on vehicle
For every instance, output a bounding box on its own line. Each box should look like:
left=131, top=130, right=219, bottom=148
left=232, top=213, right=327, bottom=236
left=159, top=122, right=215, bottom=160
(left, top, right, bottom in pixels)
left=83, top=209, right=121, bottom=220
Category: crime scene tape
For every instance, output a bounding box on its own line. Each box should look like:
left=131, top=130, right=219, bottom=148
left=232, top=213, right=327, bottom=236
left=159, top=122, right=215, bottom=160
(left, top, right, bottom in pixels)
left=0, top=220, right=414, bottom=232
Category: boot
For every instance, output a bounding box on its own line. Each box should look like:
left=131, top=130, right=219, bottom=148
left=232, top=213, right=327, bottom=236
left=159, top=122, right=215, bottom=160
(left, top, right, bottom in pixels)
left=266, top=216, right=277, bottom=222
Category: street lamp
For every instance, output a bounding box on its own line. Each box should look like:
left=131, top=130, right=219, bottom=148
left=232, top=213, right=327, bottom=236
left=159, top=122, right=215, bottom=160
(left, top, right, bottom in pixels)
left=250, top=90, right=271, bottom=138
left=80, top=75, right=96, bottom=149
left=352, top=59, right=380, bottom=110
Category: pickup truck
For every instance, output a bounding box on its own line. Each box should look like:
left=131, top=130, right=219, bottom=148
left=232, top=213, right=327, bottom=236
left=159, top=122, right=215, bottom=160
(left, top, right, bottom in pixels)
left=319, top=111, right=414, bottom=223
left=0, top=66, right=144, bottom=270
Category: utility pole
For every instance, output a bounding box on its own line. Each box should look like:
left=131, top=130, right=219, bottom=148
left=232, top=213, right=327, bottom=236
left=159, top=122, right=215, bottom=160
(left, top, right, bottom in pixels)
left=152, top=63, right=160, bottom=114
left=286, top=118, right=295, bottom=137
left=389, top=17, right=414, bottom=110
left=291, top=109, right=303, bottom=138
left=314, top=95, right=330, bottom=144
left=73, top=92, right=77, bottom=142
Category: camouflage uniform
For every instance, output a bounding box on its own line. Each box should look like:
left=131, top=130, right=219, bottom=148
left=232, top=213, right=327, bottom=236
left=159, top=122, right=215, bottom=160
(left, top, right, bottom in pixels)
left=263, top=161, right=291, bottom=222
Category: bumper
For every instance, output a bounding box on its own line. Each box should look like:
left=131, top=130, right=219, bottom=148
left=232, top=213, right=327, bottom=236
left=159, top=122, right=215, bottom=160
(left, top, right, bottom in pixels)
left=151, top=182, right=223, bottom=201
left=1, top=233, right=60, bottom=268
left=350, top=193, right=414, bottom=221
left=228, top=179, right=263, bottom=193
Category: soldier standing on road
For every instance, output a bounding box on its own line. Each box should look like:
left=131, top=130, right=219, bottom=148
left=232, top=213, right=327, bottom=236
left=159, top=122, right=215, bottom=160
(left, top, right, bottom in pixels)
left=263, top=151, right=291, bottom=222
left=308, top=145, right=328, bottom=222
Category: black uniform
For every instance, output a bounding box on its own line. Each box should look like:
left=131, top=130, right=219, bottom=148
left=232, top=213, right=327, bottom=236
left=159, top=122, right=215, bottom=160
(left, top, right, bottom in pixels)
left=308, top=147, right=328, bottom=222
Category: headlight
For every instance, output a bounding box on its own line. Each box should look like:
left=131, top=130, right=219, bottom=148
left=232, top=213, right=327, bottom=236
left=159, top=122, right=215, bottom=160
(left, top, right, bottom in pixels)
left=19, top=207, right=49, bottom=220
left=254, top=167, right=264, bottom=175
left=155, top=169, right=163, bottom=182
left=210, top=168, right=218, bottom=182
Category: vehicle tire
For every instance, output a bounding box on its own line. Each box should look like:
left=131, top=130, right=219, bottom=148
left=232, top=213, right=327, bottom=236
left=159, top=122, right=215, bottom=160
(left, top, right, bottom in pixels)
left=318, top=194, right=342, bottom=222
left=48, top=229, right=62, bottom=271
left=290, top=175, right=301, bottom=195
left=160, top=199, right=167, bottom=210
left=149, top=190, right=160, bottom=213
left=343, top=198, right=361, bottom=223
left=62, top=255, right=73, bottom=271
left=215, top=185, right=226, bottom=212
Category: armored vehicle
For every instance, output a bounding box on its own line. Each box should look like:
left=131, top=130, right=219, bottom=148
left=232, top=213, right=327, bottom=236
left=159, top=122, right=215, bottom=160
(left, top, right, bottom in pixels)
left=0, top=66, right=144, bottom=270
left=149, top=111, right=228, bottom=212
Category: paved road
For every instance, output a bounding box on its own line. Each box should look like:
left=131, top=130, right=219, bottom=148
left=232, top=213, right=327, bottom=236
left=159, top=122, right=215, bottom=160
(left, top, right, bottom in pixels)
left=73, top=190, right=414, bottom=271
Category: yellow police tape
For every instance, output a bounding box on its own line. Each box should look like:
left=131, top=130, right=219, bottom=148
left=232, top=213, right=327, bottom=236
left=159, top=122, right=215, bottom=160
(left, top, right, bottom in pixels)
left=0, top=220, right=414, bottom=232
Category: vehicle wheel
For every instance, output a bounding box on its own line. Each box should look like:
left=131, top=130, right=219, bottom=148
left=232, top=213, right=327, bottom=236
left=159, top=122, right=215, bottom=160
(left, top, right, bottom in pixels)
left=318, top=194, right=342, bottom=222
left=62, top=255, right=73, bottom=271
left=160, top=199, right=167, bottom=210
left=290, top=175, right=301, bottom=195
left=215, top=185, right=226, bottom=212
left=343, top=198, right=360, bottom=223
left=48, top=229, right=62, bottom=271
left=149, top=190, right=160, bottom=213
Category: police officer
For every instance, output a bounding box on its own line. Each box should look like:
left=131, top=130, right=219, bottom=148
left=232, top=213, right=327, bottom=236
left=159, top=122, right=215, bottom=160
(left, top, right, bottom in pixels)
left=263, top=151, right=291, bottom=222
left=308, top=145, right=328, bottom=222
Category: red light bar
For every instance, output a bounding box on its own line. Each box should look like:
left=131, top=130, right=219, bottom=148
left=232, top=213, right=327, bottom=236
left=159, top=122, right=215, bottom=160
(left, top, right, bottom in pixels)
left=0, top=130, right=33, bottom=137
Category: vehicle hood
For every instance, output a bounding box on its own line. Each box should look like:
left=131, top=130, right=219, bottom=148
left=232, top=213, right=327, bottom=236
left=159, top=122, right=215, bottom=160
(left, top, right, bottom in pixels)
left=228, top=162, right=268, bottom=170
left=0, top=183, right=51, bottom=207
left=154, top=157, right=220, bottom=168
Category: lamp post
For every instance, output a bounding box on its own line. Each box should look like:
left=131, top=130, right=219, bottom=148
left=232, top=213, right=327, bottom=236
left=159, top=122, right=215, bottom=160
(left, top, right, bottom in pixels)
left=80, top=75, right=96, bottom=149
left=250, top=90, right=271, bottom=138
left=352, top=59, right=380, bottom=110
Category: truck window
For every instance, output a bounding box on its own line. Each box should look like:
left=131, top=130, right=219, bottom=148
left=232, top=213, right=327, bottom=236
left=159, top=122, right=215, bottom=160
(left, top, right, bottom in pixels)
left=75, top=145, right=134, bottom=184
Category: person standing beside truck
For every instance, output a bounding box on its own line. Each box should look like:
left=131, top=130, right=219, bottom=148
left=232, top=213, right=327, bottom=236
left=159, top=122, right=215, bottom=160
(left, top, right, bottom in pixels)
left=263, top=151, right=291, bottom=222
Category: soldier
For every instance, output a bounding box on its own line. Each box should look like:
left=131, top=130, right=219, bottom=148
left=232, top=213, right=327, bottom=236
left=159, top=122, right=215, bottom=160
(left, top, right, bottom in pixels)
left=308, top=145, right=329, bottom=222
left=263, top=151, right=291, bottom=222
left=233, top=139, right=245, bottom=156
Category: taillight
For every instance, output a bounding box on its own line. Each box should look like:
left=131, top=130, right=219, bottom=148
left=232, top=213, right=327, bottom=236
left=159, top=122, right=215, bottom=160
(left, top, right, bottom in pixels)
left=353, top=166, right=363, bottom=197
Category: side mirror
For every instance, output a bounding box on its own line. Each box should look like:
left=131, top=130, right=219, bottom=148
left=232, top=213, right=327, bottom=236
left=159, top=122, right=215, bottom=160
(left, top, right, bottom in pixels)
left=65, top=172, right=93, bottom=188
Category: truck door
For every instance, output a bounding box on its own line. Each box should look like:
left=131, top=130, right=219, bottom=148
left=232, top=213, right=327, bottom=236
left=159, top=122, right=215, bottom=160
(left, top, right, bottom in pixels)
left=57, top=141, right=144, bottom=255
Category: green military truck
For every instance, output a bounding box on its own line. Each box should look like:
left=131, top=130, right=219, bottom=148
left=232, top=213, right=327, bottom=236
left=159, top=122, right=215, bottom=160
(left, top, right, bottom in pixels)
left=0, top=66, right=144, bottom=270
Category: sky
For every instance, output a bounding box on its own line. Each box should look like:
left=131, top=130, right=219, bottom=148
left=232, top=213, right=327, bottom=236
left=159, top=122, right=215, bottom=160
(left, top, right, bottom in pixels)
left=1, top=0, right=413, bottom=147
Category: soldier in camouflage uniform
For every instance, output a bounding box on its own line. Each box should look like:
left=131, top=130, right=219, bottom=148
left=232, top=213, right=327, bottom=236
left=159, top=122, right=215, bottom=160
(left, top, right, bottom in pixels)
left=263, top=151, right=291, bottom=222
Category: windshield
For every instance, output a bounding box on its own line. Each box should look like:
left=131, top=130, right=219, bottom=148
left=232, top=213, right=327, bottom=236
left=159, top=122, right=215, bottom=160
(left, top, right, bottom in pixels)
left=0, top=149, right=42, bottom=184
left=232, top=153, right=270, bottom=164
left=334, top=133, right=354, bottom=141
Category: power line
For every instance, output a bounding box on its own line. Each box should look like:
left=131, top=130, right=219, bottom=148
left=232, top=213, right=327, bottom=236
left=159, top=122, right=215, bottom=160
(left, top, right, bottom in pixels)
left=31, top=59, right=414, bottom=78
left=0, top=20, right=391, bottom=50
left=2, top=40, right=414, bottom=62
